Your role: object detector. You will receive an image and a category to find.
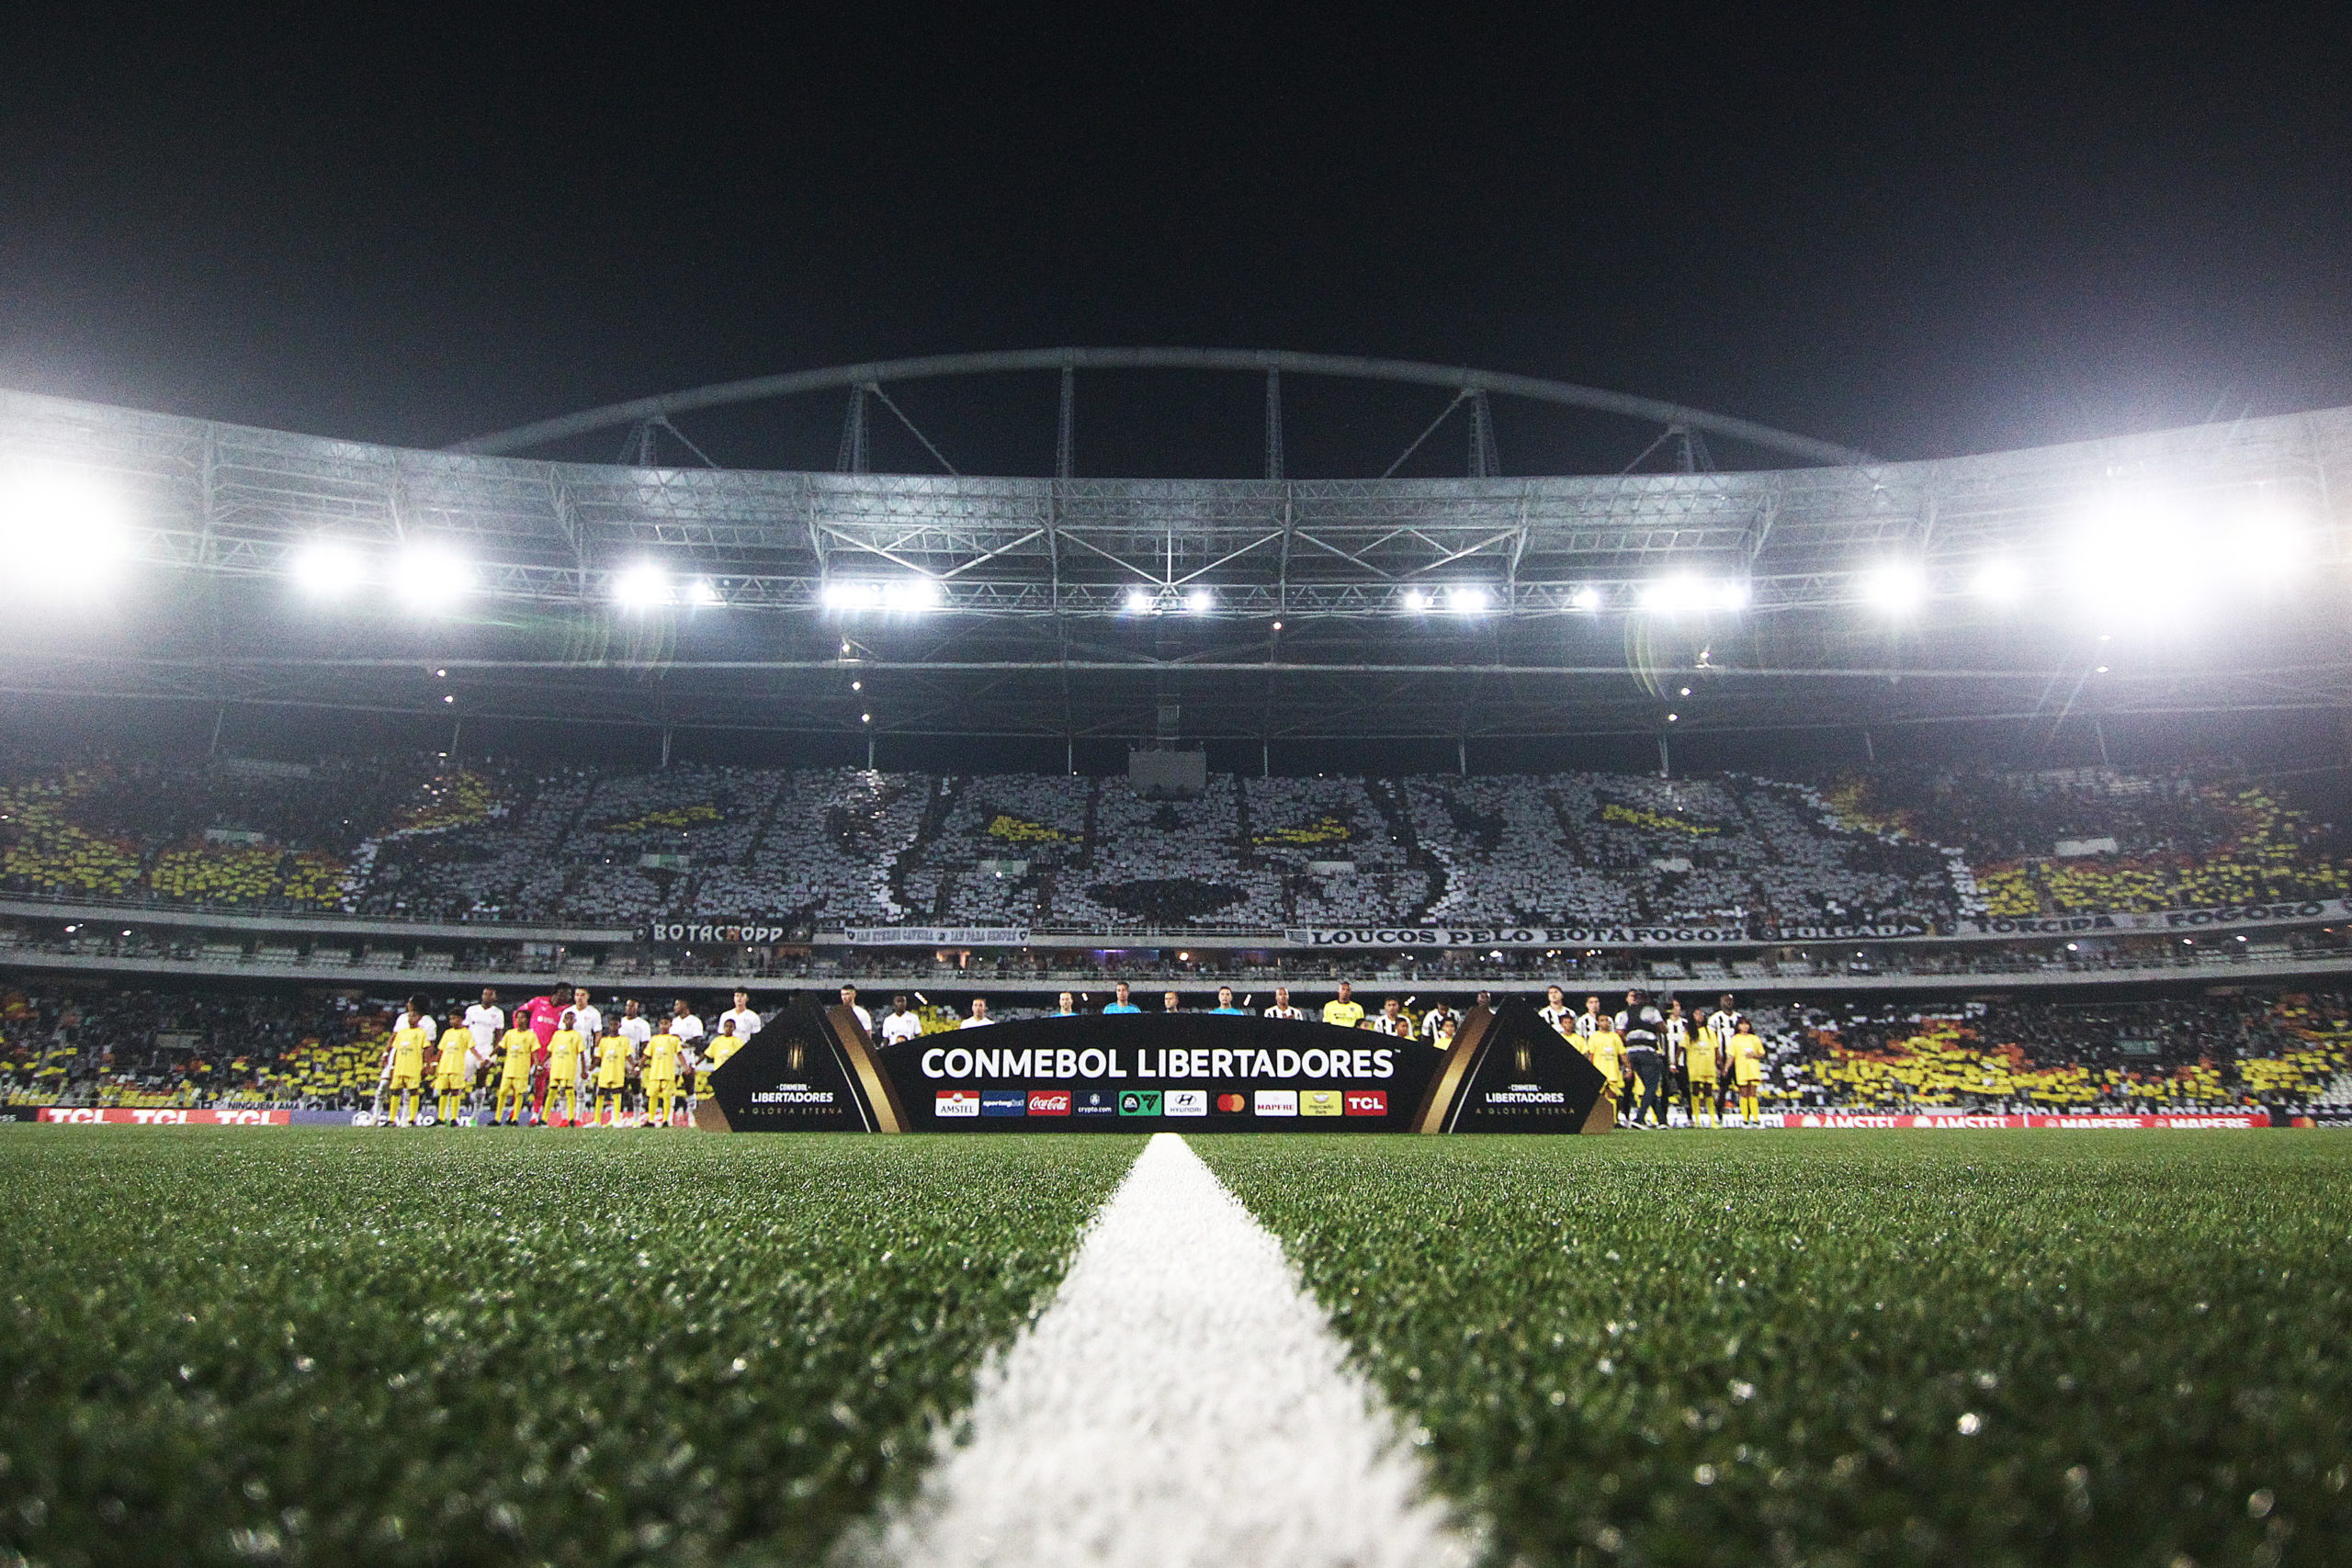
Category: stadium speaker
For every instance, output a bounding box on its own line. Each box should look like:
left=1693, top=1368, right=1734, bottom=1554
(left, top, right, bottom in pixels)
left=1410, top=1003, right=1614, bottom=1134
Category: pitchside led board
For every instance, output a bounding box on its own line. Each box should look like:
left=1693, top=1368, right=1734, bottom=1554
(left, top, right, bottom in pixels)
left=698, top=1001, right=1613, bottom=1134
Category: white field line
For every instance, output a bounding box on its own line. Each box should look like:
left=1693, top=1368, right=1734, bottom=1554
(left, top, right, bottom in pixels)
left=852, top=1132, right=1474, bottom=1568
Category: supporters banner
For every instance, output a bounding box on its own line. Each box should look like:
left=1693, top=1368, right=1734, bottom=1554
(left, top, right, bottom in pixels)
left=1285, top=924, right=1750, bottom=949
left=842, top=926, right=1032, bottom=946
left=1955, top=898, right=2352, bottom=939
left=1765, top=1111, right=2271, bottom=1130
left=38, top=1107, right=292, bottom=1125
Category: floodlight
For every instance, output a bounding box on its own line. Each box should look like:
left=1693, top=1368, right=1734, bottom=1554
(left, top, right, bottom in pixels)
left=0, top=468, right=130, bottom=596
left=1570, top=585, right=1601, bottom=612
left=1713, top=580, right=1749, bottom=612
left=1444, top=585, right=1491, bottom=615
left=612, top=562, right=672, bottom=608
left=394, top=544, right=472, bottom=610
left=1124, top=587, right=1156, bottom=614
left=1185, top=586, right=1215, bottom=614
left=882, top=578, right=942, bottom=612
left=1860, top=563, right=1927, bottom=615
left=822, top=581, right=882, bottom=611
left=289, top=538, right=365, bottom=598
left=1403, top=588, right=1432, bottom=613
left=1637, top=576, right=1694, bottom=613
left=684, top=578, right=722, bottom=606
left=1970, top=558, right=2025, bottom=603
left=2228, top=512, right=2309, bottom=589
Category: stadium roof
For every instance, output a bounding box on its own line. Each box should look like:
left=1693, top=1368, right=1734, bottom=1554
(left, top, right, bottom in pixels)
left=0, top=354, right=2347, bottom=746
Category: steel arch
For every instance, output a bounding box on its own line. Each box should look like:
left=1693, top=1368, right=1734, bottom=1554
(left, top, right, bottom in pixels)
left=449, top=346, right=1872, bottom=468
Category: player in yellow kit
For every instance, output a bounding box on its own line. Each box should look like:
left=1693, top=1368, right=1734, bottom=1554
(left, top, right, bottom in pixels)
left=1581, top=1018, right=1628, bottom=1125
left=544, top=1012, right=587, bottom=1127
left=592, top=1026, right=633, bottom=1126
left=1684, top=1016, right=1722, bottom=1126
left=384, top=1011, right=431, bottom=1128
left=493, top=1024, right=537, bottom=1125
left=432, top=1020, right=473, bottom=1126
left=1727, top=1019, right=1766, bottom=1124
left=642, top=1025, right=684, bottom=1129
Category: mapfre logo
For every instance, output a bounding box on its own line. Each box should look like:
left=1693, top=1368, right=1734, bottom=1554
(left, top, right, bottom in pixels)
left=1253, top=1089, right=1298, bottom=1117
left=1027, top=1089, right=1072, bottom=1116
left=1342, top=1090, right=1388, bottom=1117
left=935, top=1090, right=980, bottom=1119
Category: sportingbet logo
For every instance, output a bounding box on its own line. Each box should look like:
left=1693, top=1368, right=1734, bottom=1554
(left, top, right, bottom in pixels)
left=1165, top=1089, right=1208, bottom=1117
left=935, top=1090, right=980, bottom=1119
left=1300, top=1089, right=1343, bottom=1117
left=1075, top=1089, right=1117, bottom=1116
left=1342, top=1090, right=1388, bottom=1117
left=1216, top=1092, right=1247, bottom=1113
left=1118, top=1089, right=1163, bottom=1117
left=1027, top=1089, right=1073, bottom=1116
left=979, top=1089, right=1028, bottom=1117
left=1253, top=1089, right=1298, bottom=1117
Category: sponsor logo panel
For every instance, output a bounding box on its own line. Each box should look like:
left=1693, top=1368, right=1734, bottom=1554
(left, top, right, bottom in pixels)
left=1074, top=1089, right=1118, bottom=1116
left=934, top=1090, right=980, bottom=1119
left=979, top=1089, right=1029, bottom=1117
left=1253, top=1089, right=1298, bottom=1117
left=1118, top=1090, right=1164, bottom=1117
left=1216, top=1092, right=1247, bottom=1113
left=1165, top=1089, right=1208, bottom=1118
left=1300, top=1089, right=1343, bottom=1117
left=1027, top=1089, right=1073, bottom=1116
left=1342, top=1090, right=1388, bottom=1117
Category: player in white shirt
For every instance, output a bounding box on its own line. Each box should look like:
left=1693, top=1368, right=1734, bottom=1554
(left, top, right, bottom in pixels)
left=1261, top=986, right=1306, bottom=1021
left=1576, top=995, right=1603, bottom=1037
left=616, top=998, right=653, bottom=1049
left=837, top=984, right=874, bottom=1035
left=670, top=998, right=707, bottom=1117
left=462, top=987, right=504, bottom=1121
left=1539, top=985, right=1573, bottom=1034
left=718, top=987, right=762, bottom=1047
left=879, top=994, right=924, bottom=1045
left=568, top=987, right=603, bottom=1046
left=958, top=998, right=995, bottom=1029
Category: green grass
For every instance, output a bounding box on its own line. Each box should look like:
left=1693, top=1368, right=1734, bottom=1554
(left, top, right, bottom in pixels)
left=1197, top=1131, right=2352, bottom=1568
left=0, top=1128, right=1142, bottom=1568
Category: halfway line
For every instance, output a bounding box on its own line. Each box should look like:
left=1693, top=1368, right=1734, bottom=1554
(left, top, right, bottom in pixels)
left=851, top=1132, right=1473, bottom=1568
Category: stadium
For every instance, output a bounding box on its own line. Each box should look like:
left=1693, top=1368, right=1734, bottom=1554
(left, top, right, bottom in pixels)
left=6, top=353, right=2352, bottom=1566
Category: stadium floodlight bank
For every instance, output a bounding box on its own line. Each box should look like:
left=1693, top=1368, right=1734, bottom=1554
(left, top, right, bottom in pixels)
left=0, top=354, right=2346, bottom=743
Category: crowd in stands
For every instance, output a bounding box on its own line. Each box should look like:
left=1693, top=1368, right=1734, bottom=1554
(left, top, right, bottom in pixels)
left=5, top=750, right=2351, bottom=936
left=1835, top=766, right=2350, bottom=917
left=1774, top=991, right=2352, bottom=1114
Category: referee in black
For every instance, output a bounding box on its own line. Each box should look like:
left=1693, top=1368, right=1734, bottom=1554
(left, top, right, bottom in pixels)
left=1618, top=988, right=1667, bottom=1128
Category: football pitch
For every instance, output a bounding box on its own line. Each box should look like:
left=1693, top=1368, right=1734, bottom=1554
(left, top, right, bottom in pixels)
left=4, top=1128, right=2349, bottom=1567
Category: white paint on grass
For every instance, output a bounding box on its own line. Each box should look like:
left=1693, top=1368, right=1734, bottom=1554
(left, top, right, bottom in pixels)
left=856, top=1132, right=1473, bottom=1568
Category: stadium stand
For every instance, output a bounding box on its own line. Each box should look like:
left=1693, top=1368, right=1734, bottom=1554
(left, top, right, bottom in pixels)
left=6, top=752, right=2352, bottom=937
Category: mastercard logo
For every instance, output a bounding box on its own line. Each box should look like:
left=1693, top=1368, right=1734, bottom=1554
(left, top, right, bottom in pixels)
left=1216, top=1092, right=1247, bottom=1113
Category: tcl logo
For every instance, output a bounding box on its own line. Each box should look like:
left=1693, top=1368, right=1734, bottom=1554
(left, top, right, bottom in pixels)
left=1342, top=1091, right=1388, bottom=1117
left=1026, top=1089, right=1072, bottom=1116
left=41, top=1108, right=107, bottom=1123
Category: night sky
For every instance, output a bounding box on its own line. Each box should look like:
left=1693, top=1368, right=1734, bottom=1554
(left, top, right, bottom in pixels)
left=3, top=6, right=2349, bottom=475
